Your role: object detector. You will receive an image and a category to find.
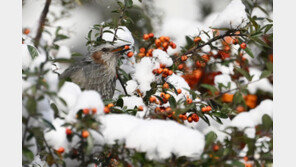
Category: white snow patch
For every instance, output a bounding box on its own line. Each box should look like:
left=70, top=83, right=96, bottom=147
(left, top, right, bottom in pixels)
left=126, top=80, right=138, bottom=95
left=152, top=49, right=173, bottom=67
left=100, top=114, right=205, bottom=160
left=211, top=0, right=248, bottom=30
left=134, top=57, right=155, bottom=93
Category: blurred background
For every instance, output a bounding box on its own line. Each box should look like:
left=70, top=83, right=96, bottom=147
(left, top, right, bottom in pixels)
left=22, top=0, right=237, bottom=54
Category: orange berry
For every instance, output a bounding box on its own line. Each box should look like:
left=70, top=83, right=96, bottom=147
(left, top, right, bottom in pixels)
left=177, top=89, right=182, bottom=94
left=244, top=156, right=249, bottom=162
left=213, top=144, right=219, bottom=151
left=107, top=103, right=114, bottom=108
left=168, top=70, right=173, bottom=75
left=157, top=68, right=163, bottom=74
left=178, top=64, right=184, bottom=70
left=201, top=54, right=210, bottom=62
left=127, top=51, right=134, bottom=58
left=187, top=116, right=193, bottom=123
left=148, top=33, right=154, bottom=38
left=143, top=34, right=149, bottom=40
left=66, top=128, right=72, bottom=135
left=149, top=96, right=157, bottom=103
left=83, top=108, right=90, bottom=115
left=124, top=45, right=130, bottom=50
left=240, top=42, right=247, bottom=49
left=155, top=107, right=161, bottom=113
left=82, top=130, right=89, bottom=138
left=162, top=73, right=168, bottom=78
left=222, top=93, right=234, bottom=103
left=165, top=107, right=172, bottom=112
left=170, top=42, right=176, bottom=49
left=194, top=37, right=201, bottom=43
left=91, top=108, right=97, bottom=114
left=104, top=106, right=110, bottom=114
left=162, top=42, right=169, bottom=49
left=57, top=147, right=65, bottom=154
left=163, top=68, right=169, bottom=74
left=139, top=47, right=146, bottom=53
left=196, top=60, right=206, bottom=68
left=224, top=45, right=230, bottom=51
left=186, top=98, right=192, bottom=104
left=181, top=55, right=188, bottom=61
left=245, top=163, right=252, bottom=167
left=179, top=114, right=184, bottom=119
left=163, top=82, right=169, bottom=89
left=160, top=92, right=166, bottom=98
left=201, top=106, right=212, bottom=112
left=160, top=63, right=166, bottom=68
left=164, top=94, right=171, bottom=100
left=138, top=105, right=144, bottom=111
left=192, top=113, right=199, bottom=122
left=155, top=39, right=161, bottom=47
left=138, top=53, right=145, bottom=57
left=159, top=36, right=166, bottom=42
left=232, top=38, right=239, bottom=45
left=236, top=106, right=245, bottom=113
left=23, top=28, right=30, bottom=35
left=164, top=36, right=170, bottom=41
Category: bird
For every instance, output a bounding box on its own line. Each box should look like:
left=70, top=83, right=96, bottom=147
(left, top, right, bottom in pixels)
left=60, top=43, right=130, bottom=100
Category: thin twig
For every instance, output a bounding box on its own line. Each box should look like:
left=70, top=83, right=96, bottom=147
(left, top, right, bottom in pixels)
left=34, top=0, right=52, bottom=47
left=116, top=69, right=128, bottom=96
left=184, top=30, right=247, bottom=56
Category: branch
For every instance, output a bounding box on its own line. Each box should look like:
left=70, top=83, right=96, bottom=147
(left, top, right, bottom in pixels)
left=34, top=0, right=52, bottom=47
left=116, top=69, right=128, bottom=96
left=183, top=30, right=247, bottom=56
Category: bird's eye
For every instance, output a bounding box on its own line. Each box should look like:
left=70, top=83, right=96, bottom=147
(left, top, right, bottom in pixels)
left=101, top=48, right=108, bottom=52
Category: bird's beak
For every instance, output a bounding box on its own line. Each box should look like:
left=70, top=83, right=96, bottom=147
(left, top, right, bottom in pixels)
left=111, top=44, right=131, bottom=54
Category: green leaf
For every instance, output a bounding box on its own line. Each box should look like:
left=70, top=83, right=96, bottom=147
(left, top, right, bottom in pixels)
left=234, top=67, right=253, bottom=81
left=27, top=45, right=39, bottom=59
left=200, top=84, right=218, bottom=96
left=42, top=118, right=56, bottom=131
left=86, top=135, right=94, bottom=155
left=26, top=97, right=37, bottom=115
left=22, top=147, right=34, bottom=162
left=262, top=114, right=273, bottom=129
left=205, top=131, right=217, bottom=147
left=264, top=24, right=273, bottom=34
left=125, top=0, right=133, bottom=8
left=260, top=70, right=271, bottom=79
left=54, top=34, right=69, bottom=42
left=232, top=160, right=245, bottom=167
left=116, top=98, right=124, bottom=108
left=169, top=96, right=177, bottom=108
left=244, top=47, right=254, bottom=58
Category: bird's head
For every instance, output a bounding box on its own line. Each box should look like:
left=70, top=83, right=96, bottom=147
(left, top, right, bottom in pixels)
left=90, top=43, right=131, bottom=65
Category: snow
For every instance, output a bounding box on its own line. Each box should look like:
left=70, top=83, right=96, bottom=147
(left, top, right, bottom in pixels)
left=22, top=44, right=32, bottom=69
left=166, top=74, right=191, bottom=101
left=37, top=98, right=54, bottom=123
left=102, top=26, right=135, bottom=46
left=134, top=57, right=155, bottom=93
left=126, top=80, right=138, bottom=95
left=152, top=49, right=173, bottom=67
left=29, top=155, right=48, bottom=167
left=99, top=114, right=205, bottom=160
left=229, top=99, right=273, bottom=138
left=214, top=74, right=236, bottom=92
left=238, top=68, right=273, bottom=94
left=44, top=118, right=68, bottom=150
left=122, top=96, right=147, bottom=118
left=248, top=68, right=273, bottom=94
left=57, top=82, right=82, bottom=111
left=56, top=46, right=71, bottom=59
left=66, top=90, right=105, bottom=122
left=211, top=0, right=248, bottom=30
